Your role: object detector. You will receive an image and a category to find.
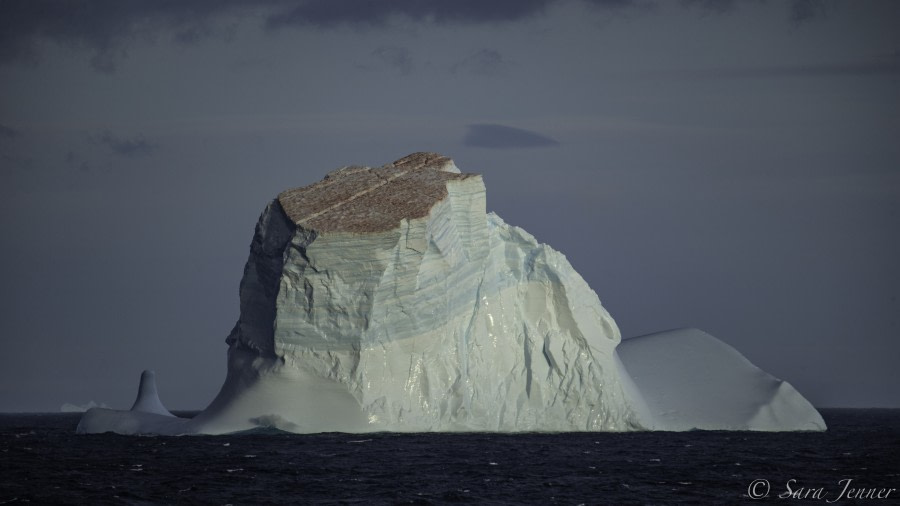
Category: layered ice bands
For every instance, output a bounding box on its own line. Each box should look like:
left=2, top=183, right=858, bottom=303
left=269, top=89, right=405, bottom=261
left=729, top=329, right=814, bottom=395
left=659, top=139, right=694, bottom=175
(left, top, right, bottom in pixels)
left=77, top=153, right=825, bottom=435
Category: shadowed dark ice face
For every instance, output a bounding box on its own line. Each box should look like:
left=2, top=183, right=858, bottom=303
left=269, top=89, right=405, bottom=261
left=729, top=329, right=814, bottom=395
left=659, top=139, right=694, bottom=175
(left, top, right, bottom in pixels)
left=0, top=0, right=897, bottom=411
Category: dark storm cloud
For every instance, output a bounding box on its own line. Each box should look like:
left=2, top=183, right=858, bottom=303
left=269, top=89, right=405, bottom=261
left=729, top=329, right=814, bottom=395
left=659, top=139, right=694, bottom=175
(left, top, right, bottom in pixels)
left=0, top=0, right=261, bottom=72
left=464, top=124, right=559, bottom=149
left=681, top=0, right=827, bottom=24
left=0, top=0, right=655, bottom=72
left=0, top=0, right=830, bottom=72
left=266, top=0, right=555, bottom=29
left=264, top=0, right=655, bottom=29
left=0, top=0, right=554, bottom=71
left=450, top=49, right=510, bottom=76
left=94, top=131, right=159, bottom=158
left=0, top=124, right=21, bottom=141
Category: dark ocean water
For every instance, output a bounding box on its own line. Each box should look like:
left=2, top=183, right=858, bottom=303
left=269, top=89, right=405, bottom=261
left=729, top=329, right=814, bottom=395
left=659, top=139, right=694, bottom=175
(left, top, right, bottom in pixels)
left=0, top=409, right=898, bottom=505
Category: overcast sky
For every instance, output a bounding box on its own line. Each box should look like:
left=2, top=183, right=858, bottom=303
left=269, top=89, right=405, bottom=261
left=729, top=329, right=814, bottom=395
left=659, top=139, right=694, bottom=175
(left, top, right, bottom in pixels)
left=1, top=0, right=897, bottom=411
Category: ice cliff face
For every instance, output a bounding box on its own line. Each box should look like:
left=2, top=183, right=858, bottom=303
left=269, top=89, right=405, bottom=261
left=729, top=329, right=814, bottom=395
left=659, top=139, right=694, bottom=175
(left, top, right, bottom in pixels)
left=194, top=153, right=641, bottom=433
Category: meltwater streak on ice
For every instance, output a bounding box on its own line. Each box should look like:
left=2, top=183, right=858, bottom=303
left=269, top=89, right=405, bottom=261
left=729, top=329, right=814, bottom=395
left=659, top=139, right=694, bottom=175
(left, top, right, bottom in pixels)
left=76, top=152, right=825, bottom=435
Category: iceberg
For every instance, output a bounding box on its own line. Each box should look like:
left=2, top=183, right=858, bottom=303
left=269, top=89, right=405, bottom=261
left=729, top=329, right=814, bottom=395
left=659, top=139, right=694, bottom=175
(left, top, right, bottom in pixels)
left=77, top=153, right=824, bottom=435
left=129, top=370, right=174, bottom=416
left=617, top=329, right=825, bottom=431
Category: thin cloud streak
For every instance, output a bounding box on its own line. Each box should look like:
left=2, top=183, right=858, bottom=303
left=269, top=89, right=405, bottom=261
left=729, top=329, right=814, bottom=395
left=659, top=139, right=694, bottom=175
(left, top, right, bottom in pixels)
left=464, top=124, right=560, bottom=149
left=681, top=0, right=828, bottom=25
left=660, top=59, right=900, bottom=79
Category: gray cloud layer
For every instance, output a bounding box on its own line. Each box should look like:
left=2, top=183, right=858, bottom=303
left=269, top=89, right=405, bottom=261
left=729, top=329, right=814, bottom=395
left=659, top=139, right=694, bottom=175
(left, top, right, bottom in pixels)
left=0, top=0, right=261, bottom=71
left=0, top=0, right=827, bottom=72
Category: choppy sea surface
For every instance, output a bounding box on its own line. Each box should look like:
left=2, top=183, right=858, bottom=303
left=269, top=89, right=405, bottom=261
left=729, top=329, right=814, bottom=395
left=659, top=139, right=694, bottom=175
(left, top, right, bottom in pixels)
left=1, top=409, right=898, bottom=505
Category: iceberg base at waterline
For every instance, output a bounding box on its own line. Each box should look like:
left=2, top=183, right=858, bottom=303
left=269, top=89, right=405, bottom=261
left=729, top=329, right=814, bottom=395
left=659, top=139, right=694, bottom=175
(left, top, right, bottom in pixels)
left=76, top=327, right=825, bottom=435
left=76, top=153, right=825, bottom=435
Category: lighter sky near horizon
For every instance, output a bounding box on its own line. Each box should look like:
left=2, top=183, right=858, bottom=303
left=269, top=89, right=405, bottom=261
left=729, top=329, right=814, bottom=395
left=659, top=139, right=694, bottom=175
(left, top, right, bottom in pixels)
left=1, top=0, right=898, bottom=411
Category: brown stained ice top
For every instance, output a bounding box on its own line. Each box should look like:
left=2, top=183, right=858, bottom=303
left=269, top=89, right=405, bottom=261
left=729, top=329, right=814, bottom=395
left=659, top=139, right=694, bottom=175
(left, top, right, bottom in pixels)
left=277, top=152, right=479, bottom=233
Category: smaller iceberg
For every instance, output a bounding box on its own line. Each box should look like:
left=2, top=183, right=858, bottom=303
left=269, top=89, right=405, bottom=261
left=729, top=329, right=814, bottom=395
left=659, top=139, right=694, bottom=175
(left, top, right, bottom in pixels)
left=130, top=370, right=174, bottom=416
left=616, top=329, right=826, bottom=431
left=77, top=370, right=191, bottom=435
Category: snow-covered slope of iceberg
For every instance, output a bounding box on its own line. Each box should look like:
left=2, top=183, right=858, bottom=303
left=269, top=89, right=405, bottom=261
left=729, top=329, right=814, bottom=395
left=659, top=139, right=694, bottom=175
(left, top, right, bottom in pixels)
left=77, top=152, right=825, bottom=435
left=616, top=329, right=826, bottom=431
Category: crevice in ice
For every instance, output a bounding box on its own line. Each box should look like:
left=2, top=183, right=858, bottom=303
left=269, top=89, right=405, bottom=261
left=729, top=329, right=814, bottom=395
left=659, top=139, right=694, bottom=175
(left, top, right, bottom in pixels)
left=523, top=326, right=534, bottom=398
left=542, top=333, right=560, bottom=376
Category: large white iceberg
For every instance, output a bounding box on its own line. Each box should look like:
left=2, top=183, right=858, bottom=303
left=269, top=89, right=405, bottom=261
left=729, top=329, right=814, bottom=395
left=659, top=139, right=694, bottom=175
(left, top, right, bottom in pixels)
left=77, top=153, right=824, bottom=435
